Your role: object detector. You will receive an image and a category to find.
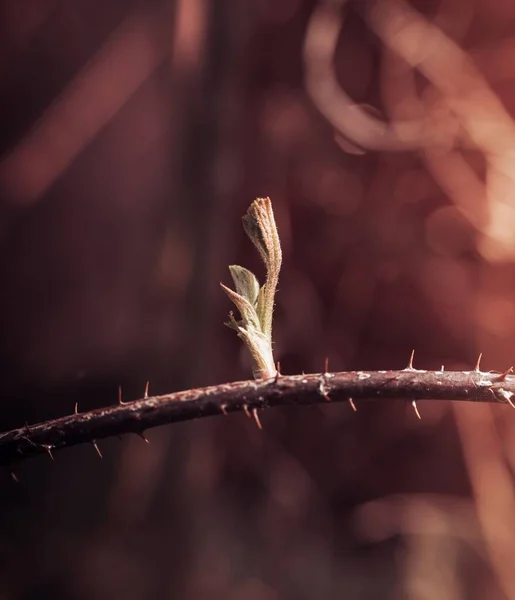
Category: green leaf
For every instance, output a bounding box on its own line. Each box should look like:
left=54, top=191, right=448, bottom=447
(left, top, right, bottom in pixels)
left=228, top=265, right=260, bottom=307
left=220, top=283, right=260, bottom=332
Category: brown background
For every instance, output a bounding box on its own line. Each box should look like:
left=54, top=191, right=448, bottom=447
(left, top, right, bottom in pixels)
left=1, top=0, right=515, bottom=598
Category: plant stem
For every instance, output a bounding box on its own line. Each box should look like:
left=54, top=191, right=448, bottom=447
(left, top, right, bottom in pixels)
left=1, top=367, right=514, bottom=466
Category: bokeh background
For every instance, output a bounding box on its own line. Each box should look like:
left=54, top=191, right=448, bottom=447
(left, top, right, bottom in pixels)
left=2, top=0, right=515, bottom=597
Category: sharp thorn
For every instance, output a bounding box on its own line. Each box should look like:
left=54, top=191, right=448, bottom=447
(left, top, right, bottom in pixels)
left=274, top=362, right=281, bottom=383
left=319, top=379, right=330, bottom=401
left=92, top=441, right=103, bottom=458
left=221, top=403, right=228, bottom=416
left=144, top=381, right=150, bottom=399
left=474, top=353, right=483, bottom=372
left=118, top=385, right=123, bottom=405
left=324, top=357, right=329, bottom=374
left=10, top=471, right=19, bottom=483
left=441, top=365, right=445, bottom=372
left=74, top=402, right=79, bottom=414
left=406, top=349, right=415, bottom=370
left=412, top=399, right=422, bottom=419
left=496, top=367, right=513, bottom=382
left=243, top=404, right=251, bottom=418
left=137, top=432, right=150, bottom=444
left=44, top=445, right=55, bottom=460
left=251, top=408, right=263, bottom=430
left=348, top=397, right=357, bottom=412
left=497, top=388, right=515, bottom=408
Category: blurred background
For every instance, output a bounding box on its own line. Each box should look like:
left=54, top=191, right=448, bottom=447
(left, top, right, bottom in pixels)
left=2, top=0, right=515, bottom=597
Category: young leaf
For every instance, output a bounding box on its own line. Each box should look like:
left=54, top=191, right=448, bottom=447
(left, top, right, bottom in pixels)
left=220, top=284, right=260, bottom=332
left=221, top=197, right=282, bottom=378
left=228, top=265, right=260, bottom=307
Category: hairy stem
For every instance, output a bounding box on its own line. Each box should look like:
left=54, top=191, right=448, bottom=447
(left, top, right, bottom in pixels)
left=1, top=367, right=514, bottom=466
left=222, top=197, right=282, bottom=378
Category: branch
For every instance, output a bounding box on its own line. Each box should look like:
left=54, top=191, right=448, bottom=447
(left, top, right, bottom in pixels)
left=2, top=365, right=515, bottom=466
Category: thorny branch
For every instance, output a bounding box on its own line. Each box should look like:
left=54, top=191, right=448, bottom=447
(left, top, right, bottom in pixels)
left=2, top=362, right=515, bottom=467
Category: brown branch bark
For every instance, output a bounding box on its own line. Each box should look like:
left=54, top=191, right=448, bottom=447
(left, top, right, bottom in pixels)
left=1, top=368, right=514, bottom=466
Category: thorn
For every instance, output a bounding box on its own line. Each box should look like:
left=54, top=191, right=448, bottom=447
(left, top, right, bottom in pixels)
left=412, top=399, right=422, bottom=419
left=497, top=388, right=515, bottom=408
left=319, top=379, right=330, bottom=401
left=10, top=471, right=19, bottom=483
left=274, top=362, right=281, bottom=383
left=324, top=356, right=329, bottom=374
left=441, top=365, right=445, bottom=372
left=137, top=432, right=150, bottom=444
left=118, top=385, right=123, bottom=405
left=221, top=403, right=228, bottom=416
left=243, top=404, right=251, bottom=419
left=43, top=445, right=55, bottom=460
left=348, top=397, right=357, bottom=412
left=74, top=402, right=79, bottom=414
left=144, top=381, right=150, bottom=399
left=92, top=440, right=103, bottom=458
left=23, top=422, right=31, bottom=435
left=251, top=408, right=263, bottom=430
left=406, top=349, right=415, bottom=370
left=496, top=366, right=513, bottom=382
left=474, top=353, right=483, bottom=372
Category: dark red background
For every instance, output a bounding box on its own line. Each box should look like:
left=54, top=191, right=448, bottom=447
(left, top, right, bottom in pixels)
left=1, top=0, right=515, bottom=598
